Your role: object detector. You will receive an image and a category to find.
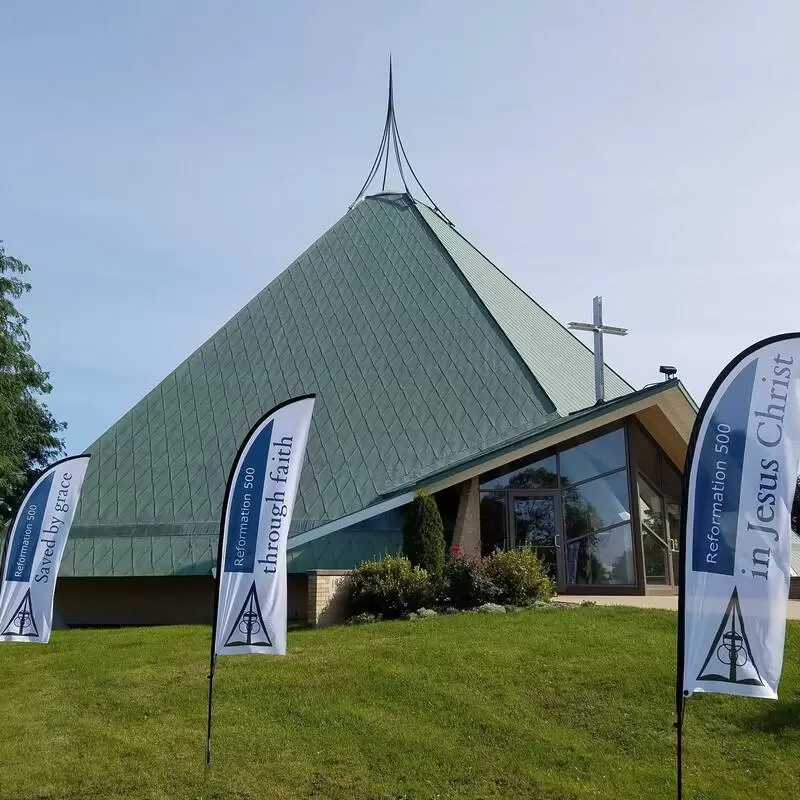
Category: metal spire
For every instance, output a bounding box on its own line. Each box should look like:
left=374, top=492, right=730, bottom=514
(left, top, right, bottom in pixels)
left=350, top=57, right=449, bottom=221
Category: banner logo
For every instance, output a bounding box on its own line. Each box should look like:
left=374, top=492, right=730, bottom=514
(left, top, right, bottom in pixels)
left=0, top=589, right=39, bottom=638
left=697, top=588, right=763, bottom=686
left=224, top=582, right=272, bottom=648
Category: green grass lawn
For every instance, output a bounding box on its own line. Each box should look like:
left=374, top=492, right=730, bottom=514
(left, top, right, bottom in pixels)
left=1, top=606, right=799, bottom=800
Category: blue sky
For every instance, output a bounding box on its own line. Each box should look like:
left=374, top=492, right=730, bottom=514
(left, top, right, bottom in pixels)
left=2, top=2, right=798, bottom=453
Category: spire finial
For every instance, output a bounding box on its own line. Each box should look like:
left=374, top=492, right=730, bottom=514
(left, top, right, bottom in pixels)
left=349, top=57, right=449, bottom=221
left=388, top=52, right=393, bottom=104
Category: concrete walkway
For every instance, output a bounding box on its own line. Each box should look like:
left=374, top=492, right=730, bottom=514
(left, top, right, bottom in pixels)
left=560, top=594, right=800, bottom=620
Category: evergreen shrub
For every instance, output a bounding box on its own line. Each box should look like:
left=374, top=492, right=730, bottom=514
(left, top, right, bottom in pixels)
left=402, top=491, right=446, bottom=581
left=484, top=546, right=556, bottom=605
left=443, top=554, right=500, bottom=609
left=346, top=554, right=433, bottom=619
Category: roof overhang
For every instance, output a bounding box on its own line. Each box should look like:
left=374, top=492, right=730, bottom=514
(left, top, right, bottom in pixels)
left=288, top=380, right=697, bottom=550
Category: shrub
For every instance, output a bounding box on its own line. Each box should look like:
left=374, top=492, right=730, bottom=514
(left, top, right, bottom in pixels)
left=402, top=491, right=446, bottom=581
left=443, top=554, right=500, bottom=609
left=484, top=546, right=556, bottom=605
left=346, top=554, right=433, bottom=619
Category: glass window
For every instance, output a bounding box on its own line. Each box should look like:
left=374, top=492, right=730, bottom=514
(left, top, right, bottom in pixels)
left=559, top=428, right=627, bottom=486
left=662, top=460, right=683, bottom=506
left=480, top=492, right=507, bottom=557
left=632, top=424, right=660, bottom=489
left=480, top=453, right=558, bottom=490
left=665, top=497, right=681, bottom=547
left=563, top=470, right=631, bottom=541
left=565, top=524, right=635, bottom=585
left=643, top=530, right=669, bottom=582
left=638, top=475, right=666, bottom=541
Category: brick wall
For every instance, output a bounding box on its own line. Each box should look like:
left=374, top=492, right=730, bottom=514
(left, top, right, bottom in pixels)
left=307, top=570, right=351, bottom=627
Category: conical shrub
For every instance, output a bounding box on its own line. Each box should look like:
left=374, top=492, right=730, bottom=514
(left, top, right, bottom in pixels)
left=402, top=491, right=446, bottom=581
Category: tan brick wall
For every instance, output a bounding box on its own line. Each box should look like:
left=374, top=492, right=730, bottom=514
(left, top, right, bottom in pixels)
left=450, top=476, right=480, bottom=558
left=307, top=570, right=351, bottom=627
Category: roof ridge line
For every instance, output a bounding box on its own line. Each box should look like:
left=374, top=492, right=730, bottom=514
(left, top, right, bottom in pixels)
left=409, top=201, right=559, bottom=416
left=413, top=199, right=634, bottom=394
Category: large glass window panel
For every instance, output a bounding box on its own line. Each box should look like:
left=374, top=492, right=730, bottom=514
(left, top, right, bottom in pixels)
left=559, top=428, right=627, bottom=485
left=666, top=496, right=681, bottom=560
left=563, top=470, right=631, bottom=541
left=565, top=524, right=635, bottom=585
left=667, top=480, right=681, bottom=586
left=662, top=461, right=683, bottom=505
left=632, top=424, right=660, bottom=489
left=643, top=530, right=670, bottom=583
left=638, top=475, right=667, bottom=540
left=480, top=454, right=558, bottom=491
left=480, top=492, right=507, bottom=557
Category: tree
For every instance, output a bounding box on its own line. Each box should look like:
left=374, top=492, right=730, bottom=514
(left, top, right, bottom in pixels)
left=402, top=491, right=446, bottom=581
left=0, top=243, right=65, bottom=521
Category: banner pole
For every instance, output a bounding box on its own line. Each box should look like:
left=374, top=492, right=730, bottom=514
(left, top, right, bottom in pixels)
left=205, top=554, right=225, bottom=766
left=676, top=697, right=685, bottom=800
left=205, top=653, right=216, bottom=766
left=205, top=442, right=232, bottom=766
left=0, top=521, right=12, bottom=609
left=675, top=375, right=699, bottom=800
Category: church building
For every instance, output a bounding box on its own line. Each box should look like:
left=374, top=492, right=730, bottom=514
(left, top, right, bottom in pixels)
left=55, top=75, right=697, bottom=626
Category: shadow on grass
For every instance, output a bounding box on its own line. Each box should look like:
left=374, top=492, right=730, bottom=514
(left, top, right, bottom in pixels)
left=750, top=697, right=800, bottom=733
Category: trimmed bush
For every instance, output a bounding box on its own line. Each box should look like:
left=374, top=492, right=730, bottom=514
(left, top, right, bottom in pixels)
left=484, top=546, right=556, bottom=605
left=443, top=554, right=500, bottom=609
left=346, top=554, right=433, bottom=619
left=402, top=491, right=446, bottom=581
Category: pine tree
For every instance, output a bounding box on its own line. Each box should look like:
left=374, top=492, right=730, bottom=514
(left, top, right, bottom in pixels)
left=402, top=491, right=446, bottom=580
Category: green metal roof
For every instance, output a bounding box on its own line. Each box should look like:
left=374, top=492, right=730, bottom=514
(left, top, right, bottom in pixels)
left=64, top=192, right=590, bottom=578
left=415, top=202, right=633, bottom=413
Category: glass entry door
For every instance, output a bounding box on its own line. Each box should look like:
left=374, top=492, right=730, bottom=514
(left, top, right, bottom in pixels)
left=510, top=492, right=564, bottom=592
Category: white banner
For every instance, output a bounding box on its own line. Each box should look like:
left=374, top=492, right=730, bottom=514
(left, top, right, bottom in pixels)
left=213, top=395, right=314, bottom=657
left=680, top=334, right=800, bottom=699
left=0, top=455, right=91, bottom=644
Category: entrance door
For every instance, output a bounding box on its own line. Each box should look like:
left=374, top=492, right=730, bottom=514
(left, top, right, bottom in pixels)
left=509, top=492, right=564, bottom=592
left=642, top=530, right=672, bottom=585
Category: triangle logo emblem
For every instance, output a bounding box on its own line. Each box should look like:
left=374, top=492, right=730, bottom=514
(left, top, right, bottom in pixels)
left=1, top=589, right=40, bottom=638
left=224, top=582, right=272, bottom=648
left=697, top=587, right=763, bottom=686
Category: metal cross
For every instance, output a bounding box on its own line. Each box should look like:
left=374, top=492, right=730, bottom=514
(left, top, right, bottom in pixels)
left=568, top=296, right=628, bottom=404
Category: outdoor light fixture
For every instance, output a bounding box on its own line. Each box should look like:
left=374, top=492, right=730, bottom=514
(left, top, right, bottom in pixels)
left=659, top=365, right=678, bottom=381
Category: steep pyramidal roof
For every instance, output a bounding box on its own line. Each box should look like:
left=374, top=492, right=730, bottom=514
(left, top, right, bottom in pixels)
left=64, top=191, right=635, bottom=578
left=61, top=74, right=635, bottom=578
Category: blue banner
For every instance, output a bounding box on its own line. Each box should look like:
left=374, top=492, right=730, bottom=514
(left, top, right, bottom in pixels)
left=691, top=360, right=756, bottom=575
left=5, top=474, right=54, bottom=583
left=223, top=421, right=273, bottom=573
